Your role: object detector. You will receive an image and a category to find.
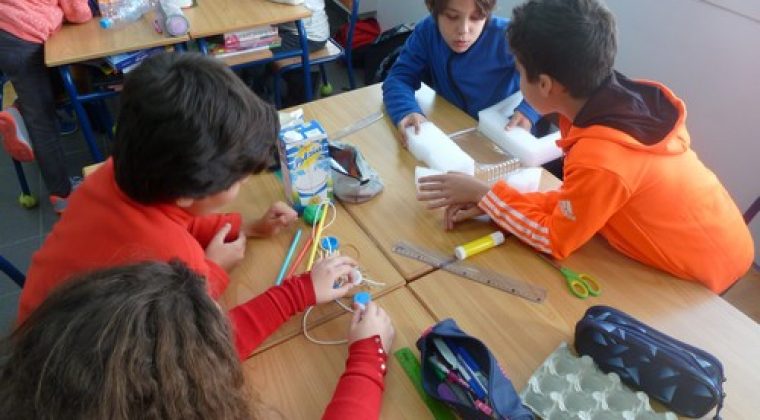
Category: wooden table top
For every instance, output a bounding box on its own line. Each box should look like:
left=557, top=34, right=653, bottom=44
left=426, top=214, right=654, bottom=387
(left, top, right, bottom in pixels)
left=45, top=11, right=189, bottom=67
left=219, top=172, right=406, bottom=353
left=409, top=235, right=760, bottom=417
left=296, top=84, right=561, bottom=281
left=185, top=0, right=311, bottom=39
left=243, top=287, right=435, bottom=419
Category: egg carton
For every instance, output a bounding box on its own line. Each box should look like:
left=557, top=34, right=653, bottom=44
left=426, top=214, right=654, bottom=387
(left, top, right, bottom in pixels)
left=520, top=343, right=677, bottom=420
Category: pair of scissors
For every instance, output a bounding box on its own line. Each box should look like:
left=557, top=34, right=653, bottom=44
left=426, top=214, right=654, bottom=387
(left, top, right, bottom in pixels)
left=536, top=253, right=601, bottom=299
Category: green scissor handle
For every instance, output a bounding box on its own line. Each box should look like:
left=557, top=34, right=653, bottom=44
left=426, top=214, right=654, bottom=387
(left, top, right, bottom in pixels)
left=559, top=267, right=602, bottom=298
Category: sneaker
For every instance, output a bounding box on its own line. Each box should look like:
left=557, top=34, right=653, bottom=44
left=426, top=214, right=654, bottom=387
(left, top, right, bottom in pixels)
left=49, top=177, right=83, bottom=215
left=49, top=194, right=68, bottom=215
left=57, top=108, right=78, bottom=136
left=0, top=108, right=34, bottom=162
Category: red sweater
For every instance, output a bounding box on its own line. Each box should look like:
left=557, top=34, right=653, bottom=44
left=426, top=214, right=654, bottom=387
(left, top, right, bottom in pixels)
left=20, top=159, right=386, bottom=418
left=0, top=0, right=92, bottom=44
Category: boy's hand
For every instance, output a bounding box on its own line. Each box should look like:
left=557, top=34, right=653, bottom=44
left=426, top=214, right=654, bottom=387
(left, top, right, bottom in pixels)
left=416, top=172, right=490, bottom=209
left=348, top=301, right=395, bottom=354
left=205, top=223, right=247, bottom=271
left=310, top=256, right=358, bottom=304
left=246, top=201, right=298, bottom=238
left=505, top=110, right=533, bottom=131
left=396, top=112, right=427, bottom=147
left=444, top=203, right=486, bottom=230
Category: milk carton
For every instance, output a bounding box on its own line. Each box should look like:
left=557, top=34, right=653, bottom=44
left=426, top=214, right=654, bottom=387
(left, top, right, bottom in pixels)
left=278, top=120, right=333, bottom=211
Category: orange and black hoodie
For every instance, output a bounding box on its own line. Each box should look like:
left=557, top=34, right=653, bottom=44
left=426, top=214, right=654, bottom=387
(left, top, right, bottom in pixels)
left=479, top=72, right=754, bottom=293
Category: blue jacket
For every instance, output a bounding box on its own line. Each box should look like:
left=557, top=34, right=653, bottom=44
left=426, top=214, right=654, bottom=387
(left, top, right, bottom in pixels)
left=382, top=15, right=538, bottom=126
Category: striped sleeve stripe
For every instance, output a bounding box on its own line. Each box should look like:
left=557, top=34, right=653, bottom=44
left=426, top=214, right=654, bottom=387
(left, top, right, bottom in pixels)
left=485, top=191, right=549, bottom=234
left=480, top=196, right=553, bottom=254
left=482, top=194, right=551, bottom=245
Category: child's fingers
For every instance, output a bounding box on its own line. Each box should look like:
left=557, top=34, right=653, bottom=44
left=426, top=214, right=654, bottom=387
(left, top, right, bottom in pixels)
left=350, top=304, right=362, bottom=327
left=211, top=223, right=232, bottom=243
left=333, top=282, right=354, bottom=297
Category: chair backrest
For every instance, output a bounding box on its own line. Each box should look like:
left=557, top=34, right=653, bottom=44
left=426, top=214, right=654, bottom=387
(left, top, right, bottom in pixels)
left=0, top=255, right=25, bottom=288
left=744, top=196, right=760, bottom=224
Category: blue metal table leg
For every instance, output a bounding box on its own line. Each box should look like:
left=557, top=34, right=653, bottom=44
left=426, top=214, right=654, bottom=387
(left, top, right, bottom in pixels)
left=0, top=254, right=25, bottom=287
left=12, top=159, right=31, bottom=196
left=296, top=20, right=312, bottom=103
left=58, top=65, right=104, bottom=162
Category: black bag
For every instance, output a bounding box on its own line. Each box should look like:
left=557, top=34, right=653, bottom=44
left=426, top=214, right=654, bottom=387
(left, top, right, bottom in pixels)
left=575, top=306, right=726, bottom=419
left=360, top=24, right=414, bottom=85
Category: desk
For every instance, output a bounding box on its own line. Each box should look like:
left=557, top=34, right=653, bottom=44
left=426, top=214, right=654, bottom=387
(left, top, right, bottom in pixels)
left=45, top=0, right=313, bottom=165
left=295, top=84, right=560, bottom=281
left=290, top=85, right=759, bottom=417
left=409, top=236, right=760, bottom=417
left=45, top=12, right=189, bottom=162
left=244, top=287, right=434, bottom=419
left=186, top=0, right=314, bottom=101
left=220, top=172, right=406, bottom=352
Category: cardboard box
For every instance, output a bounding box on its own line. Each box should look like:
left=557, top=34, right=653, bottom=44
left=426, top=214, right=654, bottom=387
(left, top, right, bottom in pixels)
left=278, top=120, right=333, bottom=211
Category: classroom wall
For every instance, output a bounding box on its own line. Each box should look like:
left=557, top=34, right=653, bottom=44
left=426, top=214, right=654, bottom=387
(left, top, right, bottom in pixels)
left=379, top=0, right=760, bottom=264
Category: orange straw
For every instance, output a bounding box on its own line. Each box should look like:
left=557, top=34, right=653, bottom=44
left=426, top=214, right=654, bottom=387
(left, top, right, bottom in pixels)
left=285, top=235, right=314, bottom=278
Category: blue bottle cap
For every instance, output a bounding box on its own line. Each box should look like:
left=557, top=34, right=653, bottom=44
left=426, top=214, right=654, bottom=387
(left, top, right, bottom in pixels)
left=320, top=236, right=339, bottom=252
left=353, top=291, right=371, bottom=307
left=100, top=18, right=113, bottom=29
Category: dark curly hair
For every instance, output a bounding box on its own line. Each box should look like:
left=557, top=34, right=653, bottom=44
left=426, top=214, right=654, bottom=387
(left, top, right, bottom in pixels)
left=0, top=260, right=261, bottom=420
left=112, top=52, right=279, bottom=204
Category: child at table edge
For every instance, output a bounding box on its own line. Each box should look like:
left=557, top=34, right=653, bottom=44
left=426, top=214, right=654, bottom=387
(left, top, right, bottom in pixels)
left=2, top=261, right=395, bottom=419
left=382, top=0, right=539, bottom=144
left=417, top=0, right=754, bottom=293
left=18, top=53, right=394, bottom=418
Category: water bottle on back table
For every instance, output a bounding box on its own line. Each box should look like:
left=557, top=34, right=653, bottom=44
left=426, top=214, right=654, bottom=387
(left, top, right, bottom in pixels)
left=100, top=0, right=153, bottom=29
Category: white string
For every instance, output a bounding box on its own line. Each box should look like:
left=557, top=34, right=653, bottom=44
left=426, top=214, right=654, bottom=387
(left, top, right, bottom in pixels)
left=302, top=200, right=387, bottom=345
left=302, top=305, right=349, bottom=345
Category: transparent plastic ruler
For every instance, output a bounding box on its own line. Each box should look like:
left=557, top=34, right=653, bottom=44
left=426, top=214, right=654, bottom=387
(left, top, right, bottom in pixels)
left=330, top=111, right=384, bottom=141
left=392, top=241, right=547, bottom=303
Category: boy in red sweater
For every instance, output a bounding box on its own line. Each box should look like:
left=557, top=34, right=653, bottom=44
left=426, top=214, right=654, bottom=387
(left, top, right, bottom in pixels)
left=417, top=0, right=753, bottom=293
left=19, top=53, right=395, bottom=416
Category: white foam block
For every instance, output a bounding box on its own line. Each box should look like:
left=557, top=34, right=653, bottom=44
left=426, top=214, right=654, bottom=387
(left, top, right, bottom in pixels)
left=406, top=122, right=475, bottom=175
left=504, top=167, right=543, bottom=193
left=478, top=95, right=563, bottom=167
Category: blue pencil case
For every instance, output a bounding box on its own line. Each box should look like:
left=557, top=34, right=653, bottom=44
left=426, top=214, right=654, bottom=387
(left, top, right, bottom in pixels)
left=416, top=318, right=534, bottom=419
left=575, top=305, right=726, bottom=419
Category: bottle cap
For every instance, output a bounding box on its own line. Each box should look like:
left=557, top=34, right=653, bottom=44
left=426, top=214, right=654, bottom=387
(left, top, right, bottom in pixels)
left=320, top=236, right=339, bottom=253
left=100, top=18, right=113, bottom=29
left=454, top=246, right=467, bottom=260
left=353, top=292, right=371, bottom=310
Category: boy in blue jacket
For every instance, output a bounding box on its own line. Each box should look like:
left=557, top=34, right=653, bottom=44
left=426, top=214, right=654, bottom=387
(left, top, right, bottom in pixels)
left=383, top=0, right=538, bottom=143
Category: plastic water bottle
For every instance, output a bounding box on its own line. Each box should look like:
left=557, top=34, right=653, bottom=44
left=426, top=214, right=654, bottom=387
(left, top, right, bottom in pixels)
left=100, top=0, right=152, bottom=29
left=156, top=0, right=189, bottom=37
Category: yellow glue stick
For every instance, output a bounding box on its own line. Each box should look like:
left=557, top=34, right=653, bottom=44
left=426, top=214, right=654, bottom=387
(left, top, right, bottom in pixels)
left=454, top=231, right=506, bottom=260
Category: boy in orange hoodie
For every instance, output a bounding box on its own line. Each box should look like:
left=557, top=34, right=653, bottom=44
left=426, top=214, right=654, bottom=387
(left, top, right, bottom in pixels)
left=417, top=0, right=754, bottom=293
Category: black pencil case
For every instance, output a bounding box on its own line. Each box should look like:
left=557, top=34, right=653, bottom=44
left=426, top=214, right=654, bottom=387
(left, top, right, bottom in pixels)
left=575, top=305, right=726, bottom=419
left=416, top=318, right=534, bottom=419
